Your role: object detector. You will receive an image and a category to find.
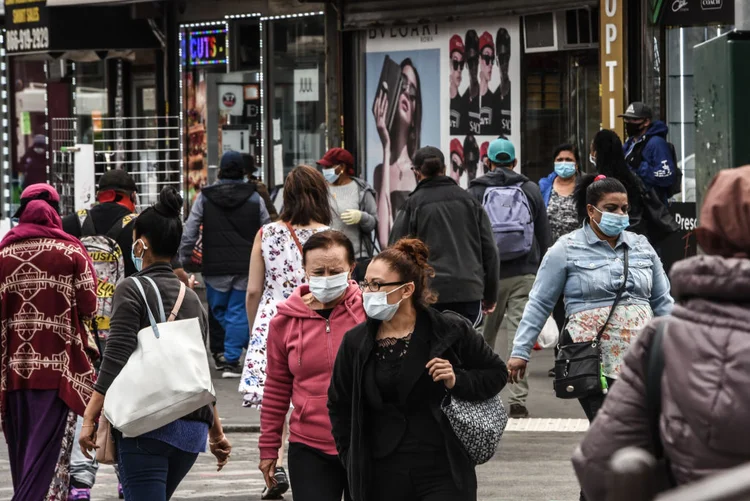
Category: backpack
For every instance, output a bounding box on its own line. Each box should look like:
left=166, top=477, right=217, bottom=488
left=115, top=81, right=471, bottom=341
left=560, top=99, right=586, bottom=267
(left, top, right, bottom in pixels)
left=77, top=209, right=136, bottom=340
left=482, top=183, right=534, bottom=261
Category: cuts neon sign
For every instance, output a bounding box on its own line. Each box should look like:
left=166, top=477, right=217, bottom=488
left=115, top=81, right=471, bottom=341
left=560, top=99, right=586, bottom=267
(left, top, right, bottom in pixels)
left=188, top=29, right=227, bottom=66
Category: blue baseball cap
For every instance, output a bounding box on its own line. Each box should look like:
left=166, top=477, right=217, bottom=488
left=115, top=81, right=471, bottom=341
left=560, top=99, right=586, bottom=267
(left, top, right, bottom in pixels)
left=487, top=138, right=516, bottom=164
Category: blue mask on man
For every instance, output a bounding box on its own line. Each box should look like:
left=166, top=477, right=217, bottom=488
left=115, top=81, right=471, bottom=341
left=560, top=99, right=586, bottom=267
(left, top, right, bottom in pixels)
left=554, top=161, right=576, bottom=179
left=592, top=207, right=630, bottom=237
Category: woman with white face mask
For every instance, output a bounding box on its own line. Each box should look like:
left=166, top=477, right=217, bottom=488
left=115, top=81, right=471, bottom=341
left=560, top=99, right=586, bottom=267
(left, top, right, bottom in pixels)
left=328, top=238, right=507, bottom=501
left=258, top=230, right=363, bottom=501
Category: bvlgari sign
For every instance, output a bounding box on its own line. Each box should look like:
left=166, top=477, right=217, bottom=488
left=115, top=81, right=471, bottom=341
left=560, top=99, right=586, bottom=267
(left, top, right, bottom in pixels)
left=661, top=0, right=734, bottom=26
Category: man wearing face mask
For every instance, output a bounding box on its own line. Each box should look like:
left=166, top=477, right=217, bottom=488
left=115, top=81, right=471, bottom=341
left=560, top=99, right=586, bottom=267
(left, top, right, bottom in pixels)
left=318, top=147, right=378, bottom=281
left=620, top=102, right=680, bottom=205
left=180, top=150, right=272, bottom=378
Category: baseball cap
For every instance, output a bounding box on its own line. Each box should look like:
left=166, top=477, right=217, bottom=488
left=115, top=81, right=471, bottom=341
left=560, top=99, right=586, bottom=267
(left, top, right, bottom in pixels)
left=449, top=35, right=465, bottom=56
left=318, top=147, right=354, bottom=168
left=487, top=138, right=516, bottom=164
left=480, top=141, right=489, bottom=160
left=619, top=102, right=653, bottom=120
left=413, top=146, right=445, bottom=169
left=450, top=138, right=464, bottom=161
left=98, top=169, right=137, bottom=193
left=479, top=31, right=494, bottom=53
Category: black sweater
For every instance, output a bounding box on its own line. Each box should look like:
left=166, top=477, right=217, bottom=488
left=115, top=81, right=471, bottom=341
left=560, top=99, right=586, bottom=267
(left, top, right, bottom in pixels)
left=328, top=307, right=508, bottom=501
left=95, top=263, right=213, bottom=426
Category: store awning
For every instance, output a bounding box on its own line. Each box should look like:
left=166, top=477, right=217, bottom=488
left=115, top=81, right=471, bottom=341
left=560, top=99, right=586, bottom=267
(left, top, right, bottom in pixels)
left=341, top=0, right=597, bottom=30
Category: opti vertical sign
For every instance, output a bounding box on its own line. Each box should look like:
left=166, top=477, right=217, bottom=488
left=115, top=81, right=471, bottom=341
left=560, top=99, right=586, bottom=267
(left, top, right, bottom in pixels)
left=600, top=0, right=624, bottom=138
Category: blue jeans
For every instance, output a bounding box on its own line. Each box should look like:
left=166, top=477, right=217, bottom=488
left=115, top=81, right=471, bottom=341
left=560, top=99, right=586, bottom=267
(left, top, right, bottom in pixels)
left=205, top=284, right=250, bottom=363
left=116, top=434, right=198, bottom=501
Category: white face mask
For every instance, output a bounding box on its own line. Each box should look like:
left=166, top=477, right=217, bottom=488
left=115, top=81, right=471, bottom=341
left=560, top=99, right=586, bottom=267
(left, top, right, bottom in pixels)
left=308, top=272, right=349, bottom=304
left=362, top=283, right=409, bottom=321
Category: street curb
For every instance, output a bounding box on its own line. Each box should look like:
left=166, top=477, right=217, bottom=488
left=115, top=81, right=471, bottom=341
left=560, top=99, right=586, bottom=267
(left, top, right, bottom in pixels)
left=223, top=424, right=260, bottom=433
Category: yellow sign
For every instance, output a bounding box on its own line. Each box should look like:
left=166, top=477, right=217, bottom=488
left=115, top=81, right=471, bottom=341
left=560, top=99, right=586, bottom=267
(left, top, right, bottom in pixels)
left=600, top=0, right=625, bottom=138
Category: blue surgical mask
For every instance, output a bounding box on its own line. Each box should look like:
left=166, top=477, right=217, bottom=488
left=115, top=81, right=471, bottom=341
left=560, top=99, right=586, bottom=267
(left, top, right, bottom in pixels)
left=131, top=239, right=147, bottom=272
left=308, top=272, right=349, bottom=304
left=322, top=167, right=340, bottom=184
left=554, top=161, right=576, bottom=179
left=362, top=283, right=409, bottom=321
left=592, top=207, right=630, bottom=237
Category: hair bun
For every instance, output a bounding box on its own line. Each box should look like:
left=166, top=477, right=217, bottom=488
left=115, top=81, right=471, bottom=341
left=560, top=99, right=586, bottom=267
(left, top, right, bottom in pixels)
left=393, top=238, right=431, bottom=269
left=155, top=186, right=183, bottom=218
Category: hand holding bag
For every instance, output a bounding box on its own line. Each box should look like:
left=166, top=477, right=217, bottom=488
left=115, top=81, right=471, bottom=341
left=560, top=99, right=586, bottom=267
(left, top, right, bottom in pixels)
left=553, top=247, right=629, bottom=399
left=103, top=277, right=216, bottom=437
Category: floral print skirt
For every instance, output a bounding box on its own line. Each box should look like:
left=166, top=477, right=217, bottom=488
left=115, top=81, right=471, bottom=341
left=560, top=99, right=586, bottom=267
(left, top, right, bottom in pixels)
left=566, top=304, right=653, bottom=379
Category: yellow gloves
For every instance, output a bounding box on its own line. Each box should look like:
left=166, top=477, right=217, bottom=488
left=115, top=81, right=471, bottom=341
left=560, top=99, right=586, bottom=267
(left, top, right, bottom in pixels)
left=340, top=209, right=363, bottom=225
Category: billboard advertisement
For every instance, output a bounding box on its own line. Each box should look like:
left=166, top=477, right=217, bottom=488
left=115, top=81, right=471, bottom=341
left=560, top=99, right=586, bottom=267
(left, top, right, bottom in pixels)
left=364, top=19, right=521, bottom=244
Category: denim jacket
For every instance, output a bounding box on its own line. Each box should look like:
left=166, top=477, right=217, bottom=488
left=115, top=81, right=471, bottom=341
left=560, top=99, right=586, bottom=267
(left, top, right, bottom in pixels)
left=511, top=223, right=674, bottom=361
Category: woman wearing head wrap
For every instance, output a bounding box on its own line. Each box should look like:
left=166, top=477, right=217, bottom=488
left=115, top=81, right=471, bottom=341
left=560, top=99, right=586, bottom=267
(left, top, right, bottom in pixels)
left=572, top=166, right=750, bottom=500
left=0, top=184, right=99, bottom=501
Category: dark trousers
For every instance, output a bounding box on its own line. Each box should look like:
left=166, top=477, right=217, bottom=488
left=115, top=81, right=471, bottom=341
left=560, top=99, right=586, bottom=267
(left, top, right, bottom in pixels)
left=433, top=301, right=483, bottom=328
left=116, top=434, right=199, bottom=501
left=578, top=378, right=615, bottom=501
left=288, top=442, right=352, bottom=501
left=371, top=452, right=475, bottom=501
left=208, top=308, right=225, bottom=355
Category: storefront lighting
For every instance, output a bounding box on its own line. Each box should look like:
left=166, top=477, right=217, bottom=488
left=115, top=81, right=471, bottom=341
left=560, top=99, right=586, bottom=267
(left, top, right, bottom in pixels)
left=181, top=21, right=226, bottom=29
left=178, top=28, right=185, bottom=195
left=225, top=13, right=262, bottom=19
left=259, top=11, right=324, bottom=21
left=191, top=29, right=226, bottom=36
left=225, top=21, right=230, bottom=70
left=0, top=29, right=7, bottom=218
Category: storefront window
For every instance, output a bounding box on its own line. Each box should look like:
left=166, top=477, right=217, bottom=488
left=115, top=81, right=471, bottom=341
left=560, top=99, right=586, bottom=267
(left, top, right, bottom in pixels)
left=522, top=50, right=600, bottom=182
left=666, top=25, right=731, bottom=202
left=75, top=61, right=108, bottom=145
left=269, top=16, right=326, bottom=185
left=11, top=59, right=48, bottom=210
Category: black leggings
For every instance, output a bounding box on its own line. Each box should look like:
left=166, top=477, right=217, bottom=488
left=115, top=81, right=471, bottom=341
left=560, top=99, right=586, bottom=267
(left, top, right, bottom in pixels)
left=288, top=442, right=351, bottom=501
left=371, top=452, right=475, bottom=501
left=578, top=377, right=616, bottom=423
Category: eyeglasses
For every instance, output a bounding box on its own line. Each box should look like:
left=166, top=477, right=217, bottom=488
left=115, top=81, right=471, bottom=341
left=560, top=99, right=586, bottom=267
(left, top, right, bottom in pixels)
left=359, top=280, right=405, bottom=293
left=451, top=60, right=465, bottom=71
left=481, top=54, right=495, bottom=66
left=399, top=79, right=418, bottom=102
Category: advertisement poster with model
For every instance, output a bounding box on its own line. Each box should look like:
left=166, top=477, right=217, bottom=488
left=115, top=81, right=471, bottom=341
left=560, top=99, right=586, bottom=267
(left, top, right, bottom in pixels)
left=366, top=18, right=520, bottom=245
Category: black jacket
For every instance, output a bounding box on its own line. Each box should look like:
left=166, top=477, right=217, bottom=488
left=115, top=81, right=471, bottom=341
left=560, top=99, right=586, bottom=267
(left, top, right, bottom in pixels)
left=95, top=263, right=214, bottom=426
left=389, top=176, right=500, bottom=304
left=201, top=182, right=261, bottom=276
left=328, top=307, right=508, bottom=501
left=468, top=169, right=552, bottom=279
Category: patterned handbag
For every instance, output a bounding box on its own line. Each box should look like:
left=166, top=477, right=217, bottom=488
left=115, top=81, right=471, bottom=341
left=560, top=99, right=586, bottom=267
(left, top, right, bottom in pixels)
left=441, top=393, right=508, bottom=465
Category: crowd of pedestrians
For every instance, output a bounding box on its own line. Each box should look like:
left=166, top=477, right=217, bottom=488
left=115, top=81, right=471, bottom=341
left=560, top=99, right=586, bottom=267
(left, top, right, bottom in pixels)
left=1, top=99, right=747, bottom=501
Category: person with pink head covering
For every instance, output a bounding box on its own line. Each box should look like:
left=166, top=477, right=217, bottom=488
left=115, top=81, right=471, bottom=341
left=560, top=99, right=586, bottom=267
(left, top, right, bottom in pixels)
left=0, top=184, right=98, bottom=501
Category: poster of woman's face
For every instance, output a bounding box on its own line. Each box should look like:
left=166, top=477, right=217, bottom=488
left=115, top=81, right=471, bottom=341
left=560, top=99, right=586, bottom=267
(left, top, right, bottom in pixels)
left=364, top=49, right=440, bottom=246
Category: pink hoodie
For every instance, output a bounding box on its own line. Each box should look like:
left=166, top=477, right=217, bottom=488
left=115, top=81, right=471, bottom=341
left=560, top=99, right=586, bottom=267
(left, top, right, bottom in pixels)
left=259, top=282, right=365, bottom=459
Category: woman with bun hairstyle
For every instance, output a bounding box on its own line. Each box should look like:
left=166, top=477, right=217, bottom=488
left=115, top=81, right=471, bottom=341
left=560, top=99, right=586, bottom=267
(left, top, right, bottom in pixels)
left=508, top=175, right=673, bottom=426
left=258, top=230, right=363, bottom=501
left=79, top=187, right=231, bottom=500
left=328, top=238, right=507, bottom=501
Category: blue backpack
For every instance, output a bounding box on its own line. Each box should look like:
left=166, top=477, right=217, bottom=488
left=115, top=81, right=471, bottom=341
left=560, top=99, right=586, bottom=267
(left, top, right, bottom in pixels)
left=482, top=183, right=534, bottom=261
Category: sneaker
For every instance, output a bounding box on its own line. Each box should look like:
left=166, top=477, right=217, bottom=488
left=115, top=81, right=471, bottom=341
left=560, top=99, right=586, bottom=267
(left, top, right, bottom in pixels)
left=118, top=483, right=124, bottom=499
left=67, top=487, right=91, bottom=501
left=548, top=367, right=555, bottom=378
left=213, top=353, right=228, bottom=370
left=509, top=404, right=530, bottom=419
left=261, top=466, right=290, bottom=499
left=222, top=361, right=242, bottom=379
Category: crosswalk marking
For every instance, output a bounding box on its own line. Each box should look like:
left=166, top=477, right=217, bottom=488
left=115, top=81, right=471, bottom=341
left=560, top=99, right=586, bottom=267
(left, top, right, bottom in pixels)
left=506, top=418, right=589, bottom=432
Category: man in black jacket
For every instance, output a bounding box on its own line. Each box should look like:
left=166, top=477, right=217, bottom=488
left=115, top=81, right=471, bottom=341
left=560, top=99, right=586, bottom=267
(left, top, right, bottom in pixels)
left=180, top=151, right=271, bottom=377
left=468, top=138, right=551, bottom=419
left=389, top=146, right=499, bottom=325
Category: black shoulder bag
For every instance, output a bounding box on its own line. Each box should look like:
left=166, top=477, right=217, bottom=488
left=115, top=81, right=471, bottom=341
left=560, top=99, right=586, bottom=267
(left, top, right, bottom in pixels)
left=553, top=247, right=628, bottom=399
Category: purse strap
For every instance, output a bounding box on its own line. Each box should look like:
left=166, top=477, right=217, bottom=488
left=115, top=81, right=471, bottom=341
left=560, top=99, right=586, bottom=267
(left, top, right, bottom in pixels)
left=131, top=277, right=164, bottom=339
left=168, top=282, right=187, bottom=322
left=594, top=247, right=629, bottom=344
left=284, top=221, right=304, bottom=256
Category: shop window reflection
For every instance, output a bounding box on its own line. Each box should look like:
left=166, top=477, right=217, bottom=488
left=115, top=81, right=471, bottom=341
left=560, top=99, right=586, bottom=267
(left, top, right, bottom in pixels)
left=270, top=16, right=326, bottom=186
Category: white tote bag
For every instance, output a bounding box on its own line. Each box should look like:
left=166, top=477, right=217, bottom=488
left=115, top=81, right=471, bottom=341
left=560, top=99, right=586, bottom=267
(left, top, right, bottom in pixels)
left=103, top=277, right=216, bottom=437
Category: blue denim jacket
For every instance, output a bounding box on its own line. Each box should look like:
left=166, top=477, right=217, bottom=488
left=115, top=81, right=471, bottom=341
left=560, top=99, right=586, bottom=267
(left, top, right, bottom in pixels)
left=511, top=223, right=674, bottom=361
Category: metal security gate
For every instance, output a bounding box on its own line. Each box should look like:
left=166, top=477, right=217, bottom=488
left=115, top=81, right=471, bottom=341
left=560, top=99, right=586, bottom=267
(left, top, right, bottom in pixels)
left=51, top=116, right=182, bottom=216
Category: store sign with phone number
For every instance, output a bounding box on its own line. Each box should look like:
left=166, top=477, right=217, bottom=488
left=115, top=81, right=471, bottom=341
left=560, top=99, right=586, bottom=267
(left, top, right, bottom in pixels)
left=5, top=0, right=50, bottom=54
